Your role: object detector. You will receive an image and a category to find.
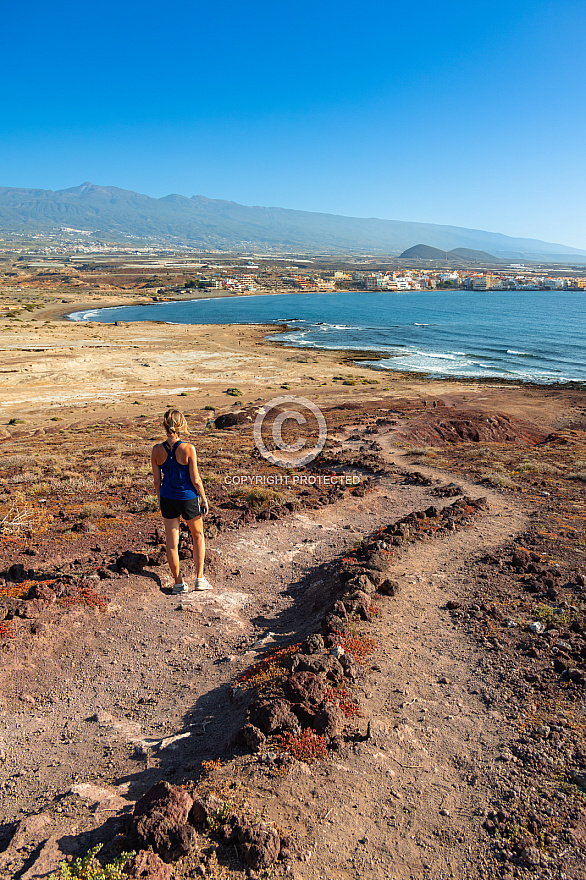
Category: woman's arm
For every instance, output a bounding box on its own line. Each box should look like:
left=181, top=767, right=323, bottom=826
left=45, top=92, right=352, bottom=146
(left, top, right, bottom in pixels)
left=186, top=445, right=209, bottom=514
left=151, top=445, right=163, bottom=502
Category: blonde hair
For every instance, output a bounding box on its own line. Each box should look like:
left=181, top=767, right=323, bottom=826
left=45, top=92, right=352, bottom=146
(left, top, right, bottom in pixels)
left=163, top=409, right=190, bottom=435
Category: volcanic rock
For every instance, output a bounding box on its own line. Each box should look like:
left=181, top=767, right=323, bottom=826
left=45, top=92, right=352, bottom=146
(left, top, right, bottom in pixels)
left=132, top=781, right=196, bottom=862
left=117, top=550, right=149, bottom=574
left=301, top=633, right=324, bottom=654
left=284, top=671, right=325, bottom=705
left=312, top=703, right=345, bottom=738
left=124, top=850, right=172, bottom=880
left=249, top=699, right=300, bottom=735
left=237, top=821, right=281, bottom=869
left=241, top=723, right=266, bottom=752
left=190, top=792, right=225, bottom=825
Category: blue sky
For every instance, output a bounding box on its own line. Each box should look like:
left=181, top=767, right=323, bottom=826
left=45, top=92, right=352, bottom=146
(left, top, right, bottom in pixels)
left=3, top=0, right=585, bottom=247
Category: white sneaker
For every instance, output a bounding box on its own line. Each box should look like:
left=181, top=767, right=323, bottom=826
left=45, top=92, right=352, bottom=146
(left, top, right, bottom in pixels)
left=194, top=577, right=213, bottom=591
left=172, top=582, right=189, bottom=594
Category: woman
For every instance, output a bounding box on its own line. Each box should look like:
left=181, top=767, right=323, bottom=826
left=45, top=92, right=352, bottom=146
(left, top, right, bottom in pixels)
left=151, top=409, right=213, bottom=594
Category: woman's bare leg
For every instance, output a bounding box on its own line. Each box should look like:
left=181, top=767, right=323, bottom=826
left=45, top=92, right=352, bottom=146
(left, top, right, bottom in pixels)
left=163, top=517, right=181, bottom=583
left=187, top=516, right=205, bottom=579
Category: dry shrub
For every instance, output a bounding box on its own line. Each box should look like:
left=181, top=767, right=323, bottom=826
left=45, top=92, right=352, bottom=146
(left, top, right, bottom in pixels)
left=26, top=482, right=51, bottom=496
left=517, top=460, right=563, bottom=476
left=0, top=504, right=52, bottom=538
left=568, top=470, right=586, bottom=483
left=332, top=629, right=376, bottom=664
left=407, top=446, right=436, bottom=458
left=232, top=643, right=301, bottom=692
left=0, top=621, right=15, bottom=640
left=60, top=477, right=100, bottom=494
left=80, top=502, right=116, bottom=519
left=478, top=470, right=516, bottom=489
left=59, top=585, right=108, bottom=610
left=230, top=486, right=289, bottom=512
left=142, top=494, right=159, bottom=512
left=7, top=469, right=42, bottom=484
left=0, top=505, right=34, bottom=537
left=105, top=475, right=132, bottom=488
left=0, top=454, right=29, bottom=468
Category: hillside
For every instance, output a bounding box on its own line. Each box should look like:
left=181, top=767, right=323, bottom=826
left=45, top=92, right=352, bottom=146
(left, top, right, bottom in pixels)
left=1, top=182, right=585, bottom=261
left=399, top=244, right=453, bottom=260
left=400, top=245, right=503, bottom=263
left=449, top=247, right=503, bottom=263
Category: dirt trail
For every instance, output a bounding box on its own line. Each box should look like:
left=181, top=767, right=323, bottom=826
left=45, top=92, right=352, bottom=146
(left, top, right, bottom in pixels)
left=261, top=431, right=527, bottom=880
left=0, top=428, right=528, bottom=879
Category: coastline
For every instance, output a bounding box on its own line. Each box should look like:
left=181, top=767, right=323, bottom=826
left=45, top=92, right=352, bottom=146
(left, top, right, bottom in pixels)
left=0, top=286, right=584, bottom=437
left=61, top=289, right=586, bottom=391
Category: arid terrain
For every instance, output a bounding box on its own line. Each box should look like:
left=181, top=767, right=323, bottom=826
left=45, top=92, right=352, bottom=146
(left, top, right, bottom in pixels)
left=0, top=272, right=585, bottom=880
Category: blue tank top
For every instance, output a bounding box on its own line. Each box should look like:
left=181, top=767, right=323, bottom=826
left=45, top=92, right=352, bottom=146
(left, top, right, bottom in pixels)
left=160, top=440, right=199, bottom=500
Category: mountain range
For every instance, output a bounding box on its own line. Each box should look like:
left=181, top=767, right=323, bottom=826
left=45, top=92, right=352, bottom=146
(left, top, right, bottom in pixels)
left=1, top=182, right=585, bottom=262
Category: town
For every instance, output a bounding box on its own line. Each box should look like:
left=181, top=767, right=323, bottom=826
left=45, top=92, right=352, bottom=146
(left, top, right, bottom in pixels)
left=1, top=229, right=586, bottom=300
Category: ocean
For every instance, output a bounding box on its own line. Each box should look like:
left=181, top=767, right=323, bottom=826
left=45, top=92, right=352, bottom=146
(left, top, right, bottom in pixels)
left=69, top=289, right=586, bottom=385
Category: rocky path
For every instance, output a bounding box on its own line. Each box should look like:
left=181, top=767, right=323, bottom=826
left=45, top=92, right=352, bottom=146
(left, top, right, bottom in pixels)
left=257, top=429, right=528, bottom=880
left=0, top=427, right=528, bottom=879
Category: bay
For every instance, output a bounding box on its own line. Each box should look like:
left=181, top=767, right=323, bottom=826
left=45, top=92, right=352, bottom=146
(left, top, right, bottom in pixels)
left=69, top=289, right=586, bottom=385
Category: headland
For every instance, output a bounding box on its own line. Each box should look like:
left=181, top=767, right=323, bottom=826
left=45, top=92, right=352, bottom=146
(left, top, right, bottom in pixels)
left=1, top=258, right=586, bottom=880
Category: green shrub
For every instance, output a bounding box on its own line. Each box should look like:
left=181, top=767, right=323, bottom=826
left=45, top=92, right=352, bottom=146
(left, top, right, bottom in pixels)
left=50, top=844, right=135, bottom=880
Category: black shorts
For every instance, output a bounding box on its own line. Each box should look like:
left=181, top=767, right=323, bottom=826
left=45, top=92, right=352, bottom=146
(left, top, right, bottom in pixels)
left=160, top=495, right=201, bottom=521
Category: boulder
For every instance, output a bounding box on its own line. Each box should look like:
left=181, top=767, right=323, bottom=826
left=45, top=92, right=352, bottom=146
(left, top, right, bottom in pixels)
left=293, top=654, right=344, bottom=681
left=377, top=579, right=400, bottom=597
left=284, top=671, right=324, bottom=706
left=512, top=549, right=530, bottom=570
left=301, top=633, right=324, bottom=654
left=322, top=614, right=347, bottom=637
left=123, top=850, right=172, bottom=880
left=0, top=597, right=20, bottom=620
left=190, top=792, right=225, bottom=825
left=249, top=699, right=300, bottom=735
left=147, top=549, right=167, bottom=567
left=342, top=590, right=371, bottom=620
left=19, top=599, right=46, bottom=619
left=237, top=822, right=281, bottom=869
left=241, top=723, right=266, bottom=752
left=31, top=584, right=56, bottom=603
left=312, top=703, right=345, bottom=738
left=214, top=413, right=239, bottom=429
left=116, top=550, right=149, bottom=574
left=521, top=845, right=541, bottom=867
left=279, top=835, right=305, bottom=861
left=8, top=563, right=26, bottom=583
left=289, top=702, right=318, bottom=724
left=366, top=551, right=391, bottom=573
left=346, top=573, right=376, bottom=595
left=214, top=407, right=258, bottom=430
left=132, top=781, right=196, bottom=862
left=340, top=653, right=358, bottom=681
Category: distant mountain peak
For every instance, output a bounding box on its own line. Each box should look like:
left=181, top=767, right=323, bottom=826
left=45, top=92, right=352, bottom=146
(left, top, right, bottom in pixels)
left=0, top=183, right=584, bottom=261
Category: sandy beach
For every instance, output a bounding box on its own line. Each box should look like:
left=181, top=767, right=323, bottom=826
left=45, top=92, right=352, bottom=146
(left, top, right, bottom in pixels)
left=0, top=285, right=581, bottom=434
